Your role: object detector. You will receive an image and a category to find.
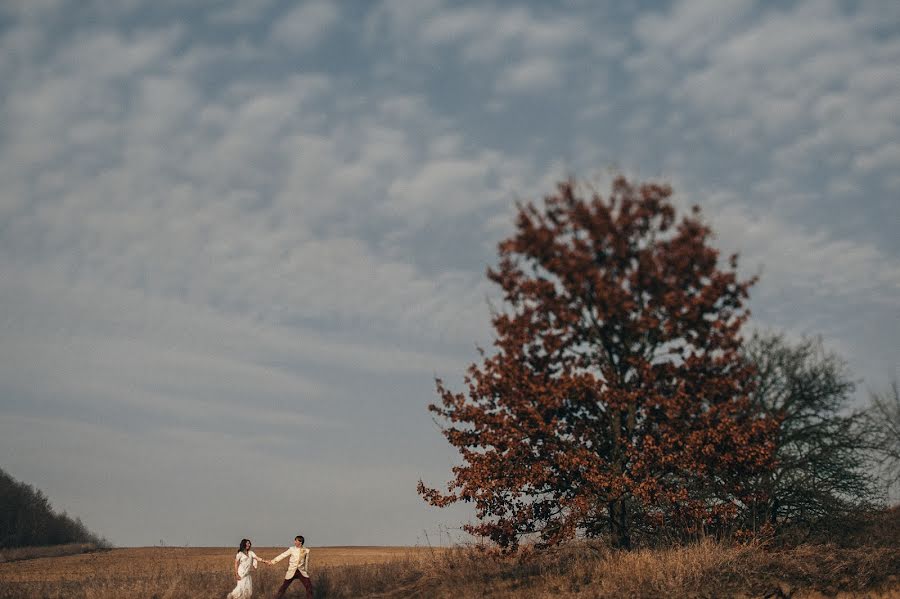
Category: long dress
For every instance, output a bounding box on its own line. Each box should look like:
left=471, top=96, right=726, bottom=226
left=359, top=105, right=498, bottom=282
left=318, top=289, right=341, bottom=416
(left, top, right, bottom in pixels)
left=227, top=550, right=259, bottom=599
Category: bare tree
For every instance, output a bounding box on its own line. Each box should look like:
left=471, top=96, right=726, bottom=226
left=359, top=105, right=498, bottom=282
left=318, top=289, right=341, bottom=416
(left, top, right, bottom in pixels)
left=743, top=333, right=880, bottom=537
left=869, top=380, right=900, bottom=496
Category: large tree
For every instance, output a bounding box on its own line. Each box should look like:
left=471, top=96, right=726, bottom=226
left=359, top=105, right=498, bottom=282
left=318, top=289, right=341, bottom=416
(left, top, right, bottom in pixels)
left=419, top=178, right=777, bottom=549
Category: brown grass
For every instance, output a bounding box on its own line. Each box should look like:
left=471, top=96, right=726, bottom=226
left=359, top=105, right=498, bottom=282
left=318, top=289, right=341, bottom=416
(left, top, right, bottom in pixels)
left=0, top=546, right=437, bottom=598
left=0, top=543, right=108, bottom=564
left=339, top=540, right=900, bottom=599
left=0, top=541, right=897, bottom=598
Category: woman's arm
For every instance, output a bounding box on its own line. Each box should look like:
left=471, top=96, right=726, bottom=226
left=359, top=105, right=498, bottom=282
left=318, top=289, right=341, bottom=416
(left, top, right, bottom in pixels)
left=248, top=550, right=269, bottom=566
left=234, top=555, right=241, bottom=580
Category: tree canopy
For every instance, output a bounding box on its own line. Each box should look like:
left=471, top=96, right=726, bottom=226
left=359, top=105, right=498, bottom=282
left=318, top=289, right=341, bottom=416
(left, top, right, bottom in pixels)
left=419, top=177, right=778, bottom=549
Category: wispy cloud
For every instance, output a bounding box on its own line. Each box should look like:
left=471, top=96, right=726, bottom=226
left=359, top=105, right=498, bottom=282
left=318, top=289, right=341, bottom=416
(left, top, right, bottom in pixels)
left=270, top=1, right=340, bottom=51
left=0, top=0, right=897, bottom=546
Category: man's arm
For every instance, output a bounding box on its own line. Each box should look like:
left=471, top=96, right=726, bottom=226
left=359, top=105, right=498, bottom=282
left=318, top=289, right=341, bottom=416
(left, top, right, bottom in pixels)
left=270, top=548, right=291, bottom=564
left=300, top=548, right=309, bottom=573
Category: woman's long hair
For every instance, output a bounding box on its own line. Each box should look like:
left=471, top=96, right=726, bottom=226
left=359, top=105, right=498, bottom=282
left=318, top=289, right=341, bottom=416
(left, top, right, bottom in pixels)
left=239, top=538, right=251, bottom=553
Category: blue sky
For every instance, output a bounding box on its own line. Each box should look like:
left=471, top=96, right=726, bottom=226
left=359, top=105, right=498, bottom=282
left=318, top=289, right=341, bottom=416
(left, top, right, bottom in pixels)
left=0, top=0, right=898, bottom=547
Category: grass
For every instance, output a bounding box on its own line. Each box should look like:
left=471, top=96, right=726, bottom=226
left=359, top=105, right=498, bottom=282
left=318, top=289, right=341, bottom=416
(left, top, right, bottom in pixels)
left=1, top=509, right=898, bottom=598
left=319, top=540, right=900, bottom=598
left=0, top=543, right=108, bottom=563
left=0, top=546, right=439, bottom=598
left=0, top=542, right=897, bottom=598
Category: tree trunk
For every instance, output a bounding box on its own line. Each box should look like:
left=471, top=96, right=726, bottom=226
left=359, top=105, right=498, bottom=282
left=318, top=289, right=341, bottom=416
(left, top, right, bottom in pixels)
left=608, top=498, right=631, bottom=548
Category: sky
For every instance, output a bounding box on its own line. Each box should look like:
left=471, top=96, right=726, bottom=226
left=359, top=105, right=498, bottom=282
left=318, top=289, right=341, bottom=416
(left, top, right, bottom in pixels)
left=0, top=0, right=898, bottom=548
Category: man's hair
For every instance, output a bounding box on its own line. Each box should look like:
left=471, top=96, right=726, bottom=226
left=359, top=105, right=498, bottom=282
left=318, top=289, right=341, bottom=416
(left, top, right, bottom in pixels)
left=295, top=535, right=304, bottom=545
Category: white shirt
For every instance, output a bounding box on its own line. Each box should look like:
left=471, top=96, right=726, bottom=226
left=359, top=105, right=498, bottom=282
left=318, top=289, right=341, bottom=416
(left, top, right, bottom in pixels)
left=271, top=546, right=310, bottom=579
left=235, top=550, right=259, bottom=578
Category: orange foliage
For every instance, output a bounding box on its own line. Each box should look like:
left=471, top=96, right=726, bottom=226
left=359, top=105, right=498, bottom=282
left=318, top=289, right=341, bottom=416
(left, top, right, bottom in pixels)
left=419, top=177, right=778, bottom=549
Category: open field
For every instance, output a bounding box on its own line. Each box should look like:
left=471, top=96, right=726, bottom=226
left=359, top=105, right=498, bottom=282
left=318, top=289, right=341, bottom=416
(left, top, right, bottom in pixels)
left=0, top=545, right=430, bottom=583
left=0, top=541, right=898, bottom=598
left=0, top=545, right=437, bottom=598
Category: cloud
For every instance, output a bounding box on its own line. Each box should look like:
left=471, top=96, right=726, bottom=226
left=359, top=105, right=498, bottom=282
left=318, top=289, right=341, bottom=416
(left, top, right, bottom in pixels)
left=0, top=4, right=514, bottom=544
left=0, top=0, right=896, bottom=547
left=630, top=0, right=900, bottom=178
left=0, top=18, right=522, bottom=349
left=385, top=151, right=530, bottom=221
left=270, top=1, right=340, bottom=51
left=853, top=142, right=900, bottom=173
left=420, top=6, right=586, bottom=62
left=702, top=199, right=900, bottom=307
left=634, top=0, right=754, bottom=62
left=208, top=0, right=274, bottom=25
left=367, top=1, right=589, bottom=97
left=496, top=56, right=562, bottom=94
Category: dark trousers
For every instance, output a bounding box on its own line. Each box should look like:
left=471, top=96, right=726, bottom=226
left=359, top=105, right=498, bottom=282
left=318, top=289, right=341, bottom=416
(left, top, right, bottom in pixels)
left=274, top=569, right=313, bottom=599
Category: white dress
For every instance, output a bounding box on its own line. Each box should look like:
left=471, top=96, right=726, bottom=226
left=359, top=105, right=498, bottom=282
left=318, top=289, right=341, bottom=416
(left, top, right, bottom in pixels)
left=227, top=550, right=259, bottom=599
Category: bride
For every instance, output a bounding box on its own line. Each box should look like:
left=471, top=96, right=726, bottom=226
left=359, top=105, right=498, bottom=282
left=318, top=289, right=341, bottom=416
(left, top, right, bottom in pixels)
left=227, top=538, right=268, bottom=599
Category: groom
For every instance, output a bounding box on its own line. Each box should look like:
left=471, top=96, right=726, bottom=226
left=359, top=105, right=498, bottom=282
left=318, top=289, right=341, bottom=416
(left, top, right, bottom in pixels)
left=269, top=535, right=313, bottom=599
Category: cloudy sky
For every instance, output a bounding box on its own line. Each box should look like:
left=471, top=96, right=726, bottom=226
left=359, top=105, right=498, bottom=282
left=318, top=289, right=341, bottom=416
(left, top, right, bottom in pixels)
left=1, top=0, right=898, bottom=547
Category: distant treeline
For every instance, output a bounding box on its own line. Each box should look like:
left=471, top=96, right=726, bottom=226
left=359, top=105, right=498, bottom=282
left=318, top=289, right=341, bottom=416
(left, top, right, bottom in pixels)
left=0, top=467, right=108, bottom=548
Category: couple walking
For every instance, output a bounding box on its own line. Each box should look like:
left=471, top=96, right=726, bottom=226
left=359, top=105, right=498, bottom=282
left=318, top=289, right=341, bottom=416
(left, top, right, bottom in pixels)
left=227, top=535, right=313, bottom=599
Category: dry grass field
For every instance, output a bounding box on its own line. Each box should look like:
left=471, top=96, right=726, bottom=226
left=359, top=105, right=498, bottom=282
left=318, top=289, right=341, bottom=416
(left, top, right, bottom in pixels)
left=1, top=540, right=899, bottom=598
left=0, top=545, right=436, bottom=597
left=0, top=545, right=428, bottom=581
